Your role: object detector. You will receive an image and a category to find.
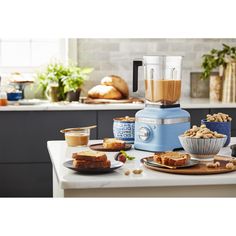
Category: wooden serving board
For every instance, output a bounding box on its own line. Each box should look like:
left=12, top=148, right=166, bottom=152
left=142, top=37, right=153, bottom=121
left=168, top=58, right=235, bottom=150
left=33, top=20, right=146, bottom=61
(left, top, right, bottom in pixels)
left=83, top=97, right=144, bottom=104
left=89, top=143, right=132, bottom=152
left=141, top=156, right=236, bottom=175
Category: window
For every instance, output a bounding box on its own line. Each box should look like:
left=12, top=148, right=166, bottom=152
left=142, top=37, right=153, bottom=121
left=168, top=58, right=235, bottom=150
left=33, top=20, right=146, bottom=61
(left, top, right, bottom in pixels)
left=0, top=38, right=68, bottom=73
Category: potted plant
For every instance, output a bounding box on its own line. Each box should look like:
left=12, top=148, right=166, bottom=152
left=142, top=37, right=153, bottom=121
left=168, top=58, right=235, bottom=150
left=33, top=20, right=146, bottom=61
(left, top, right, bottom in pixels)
left=62, top=67, right=93, bottom=102
left=201, top=44, right=236, bottom=79
left=36, top=62, right=93, bottom=102
left=201, top=44, right=236, bottom=102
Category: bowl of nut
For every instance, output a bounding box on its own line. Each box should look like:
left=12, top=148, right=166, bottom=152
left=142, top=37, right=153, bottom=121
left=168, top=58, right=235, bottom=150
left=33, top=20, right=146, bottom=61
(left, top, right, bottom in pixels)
left=179, top=124, right=227, bottom=161
left=201, top=113, right=232, bottom=147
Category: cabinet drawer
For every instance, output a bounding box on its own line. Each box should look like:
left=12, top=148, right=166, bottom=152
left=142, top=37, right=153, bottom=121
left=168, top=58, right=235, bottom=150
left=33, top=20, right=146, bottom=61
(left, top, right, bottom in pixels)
left=0, top=163, right=52, bottom=197
left=185, top=109, right=210, bottom=126
left=231, top=130, right=236, bottom=137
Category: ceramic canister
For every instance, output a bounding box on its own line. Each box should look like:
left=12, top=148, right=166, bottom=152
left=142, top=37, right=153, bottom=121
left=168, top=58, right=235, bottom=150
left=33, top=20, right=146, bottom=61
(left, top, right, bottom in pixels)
left=113, top=116, right=135, bottom=143
left=201, top=119, right=231, bottom=147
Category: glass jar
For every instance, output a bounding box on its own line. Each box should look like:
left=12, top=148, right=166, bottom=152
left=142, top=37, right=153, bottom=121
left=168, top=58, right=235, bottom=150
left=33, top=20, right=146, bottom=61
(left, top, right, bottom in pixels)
left=0, top=90, right=8, bottom=106
left=64, top=129, right=90, bottom=147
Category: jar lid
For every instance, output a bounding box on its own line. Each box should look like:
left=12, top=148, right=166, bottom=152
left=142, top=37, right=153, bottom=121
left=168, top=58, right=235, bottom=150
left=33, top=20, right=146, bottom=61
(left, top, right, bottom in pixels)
left=113, top=116, right=135, bottom=122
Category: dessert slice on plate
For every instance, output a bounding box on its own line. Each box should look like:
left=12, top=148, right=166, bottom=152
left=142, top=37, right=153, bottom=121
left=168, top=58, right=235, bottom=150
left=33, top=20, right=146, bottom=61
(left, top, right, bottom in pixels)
left=153, top=152, right=190, bottom=167
left=103, top=138, right=125, bottom=149
left=72, top=150, right=110, bottom=169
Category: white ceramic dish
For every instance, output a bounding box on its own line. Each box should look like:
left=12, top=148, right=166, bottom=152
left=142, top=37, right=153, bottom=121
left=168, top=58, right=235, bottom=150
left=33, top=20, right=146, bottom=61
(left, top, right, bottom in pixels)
left=178, top=135, right=227, bottom=161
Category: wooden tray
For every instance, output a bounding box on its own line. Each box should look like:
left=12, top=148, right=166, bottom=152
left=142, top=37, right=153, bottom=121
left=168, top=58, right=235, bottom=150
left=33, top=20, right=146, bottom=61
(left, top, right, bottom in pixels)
left=89, top=143, right=132, bottom=152
left=83, top=97, right=144, bottom=104
left=141, top=156, right=236, bottom=175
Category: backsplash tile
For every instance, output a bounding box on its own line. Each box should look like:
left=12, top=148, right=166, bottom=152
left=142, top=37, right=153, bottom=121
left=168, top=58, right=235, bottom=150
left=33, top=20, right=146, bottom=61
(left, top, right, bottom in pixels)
left=77, top=38, right=236, bottom=98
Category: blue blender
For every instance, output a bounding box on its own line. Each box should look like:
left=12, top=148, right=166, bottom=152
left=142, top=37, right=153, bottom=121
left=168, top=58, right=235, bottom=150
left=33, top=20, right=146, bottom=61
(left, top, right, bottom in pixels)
left=133, top=56, right=190, bottom=152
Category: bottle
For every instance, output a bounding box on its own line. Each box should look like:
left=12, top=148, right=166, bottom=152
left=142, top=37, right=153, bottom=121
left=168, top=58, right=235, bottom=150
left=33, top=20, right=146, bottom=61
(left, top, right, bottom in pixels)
left=0, top=76, right=8, bottom=106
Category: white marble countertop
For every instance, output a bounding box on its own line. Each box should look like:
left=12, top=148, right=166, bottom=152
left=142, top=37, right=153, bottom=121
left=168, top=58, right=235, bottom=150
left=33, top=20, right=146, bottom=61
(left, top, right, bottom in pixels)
left=1, top=98, right=236, bottom=111
left=47, top=139, right=236, bottom=190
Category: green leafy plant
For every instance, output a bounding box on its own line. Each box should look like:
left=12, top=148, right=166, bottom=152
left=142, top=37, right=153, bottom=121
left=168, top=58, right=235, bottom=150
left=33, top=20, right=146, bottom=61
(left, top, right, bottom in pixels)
left=201, top=44, right=236, bottom=79
left=62, top=67, right=93, bottom=93
left=36, top=62, right=93, bottom=100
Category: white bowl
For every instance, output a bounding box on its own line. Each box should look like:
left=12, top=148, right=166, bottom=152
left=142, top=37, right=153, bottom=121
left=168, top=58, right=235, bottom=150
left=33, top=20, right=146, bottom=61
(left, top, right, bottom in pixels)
left=178, top=135, right=227, bottom=161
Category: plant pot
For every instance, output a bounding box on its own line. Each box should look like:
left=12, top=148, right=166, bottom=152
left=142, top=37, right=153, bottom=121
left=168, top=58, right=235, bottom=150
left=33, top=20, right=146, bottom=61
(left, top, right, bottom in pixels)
left=45, top=84, right=60, bottom=102
left=209, top=75, right=222, bottom=102
left=67, top=88, right=81, bottom=102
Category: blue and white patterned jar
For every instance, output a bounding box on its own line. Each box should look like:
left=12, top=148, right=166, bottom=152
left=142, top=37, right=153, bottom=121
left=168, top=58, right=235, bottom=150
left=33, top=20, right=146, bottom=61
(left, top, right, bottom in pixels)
left=113, top=116, right=135, bottom=143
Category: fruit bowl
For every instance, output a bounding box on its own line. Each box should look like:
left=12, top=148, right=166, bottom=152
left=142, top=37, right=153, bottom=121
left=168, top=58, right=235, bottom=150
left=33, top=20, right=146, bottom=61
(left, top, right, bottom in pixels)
left=178, top=135, right=227, bottom=161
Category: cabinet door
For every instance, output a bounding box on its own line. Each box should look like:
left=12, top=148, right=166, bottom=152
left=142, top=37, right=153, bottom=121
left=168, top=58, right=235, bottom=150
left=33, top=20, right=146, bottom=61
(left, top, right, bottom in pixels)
left=0, top=111, right=97, bottom=163
left=97, top=110, right=138, bottom=139
left=185, top=109, right=210, bottom=126
left=0, top=163, right=52, bottom=197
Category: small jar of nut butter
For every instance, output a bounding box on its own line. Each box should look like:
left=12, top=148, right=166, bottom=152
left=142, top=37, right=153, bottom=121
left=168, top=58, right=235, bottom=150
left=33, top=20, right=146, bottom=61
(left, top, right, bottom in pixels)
left=113, top=116, right=135, bottom=143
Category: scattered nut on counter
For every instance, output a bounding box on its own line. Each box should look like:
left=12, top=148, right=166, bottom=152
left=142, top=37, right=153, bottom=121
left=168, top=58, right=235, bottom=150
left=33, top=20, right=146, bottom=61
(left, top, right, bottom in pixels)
left=206, top=113, right=232, bottom=122
left=231, top=159, right=236, bottom=165
left=132, top=169, right=143, bottom=174
left=226, top=163, right=234, bottom=170
left=215, top=162, right=220, bottom=167
left=124, top=170, right=130, bottom=176
left=183, top=124, right=225, bottom=139
left=206, top=162, right=220, bottom=168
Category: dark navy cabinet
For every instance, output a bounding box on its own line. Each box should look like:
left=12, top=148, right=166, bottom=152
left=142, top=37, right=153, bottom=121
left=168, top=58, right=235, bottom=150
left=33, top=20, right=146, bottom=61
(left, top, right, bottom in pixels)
left=0, top=108, right=234, bottom=197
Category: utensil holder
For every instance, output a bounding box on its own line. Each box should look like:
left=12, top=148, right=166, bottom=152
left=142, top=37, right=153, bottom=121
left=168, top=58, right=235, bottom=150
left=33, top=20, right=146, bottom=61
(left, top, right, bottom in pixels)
left=209, top=75, right=222, bottom=102
left=222, top=62, right=236, bottom=103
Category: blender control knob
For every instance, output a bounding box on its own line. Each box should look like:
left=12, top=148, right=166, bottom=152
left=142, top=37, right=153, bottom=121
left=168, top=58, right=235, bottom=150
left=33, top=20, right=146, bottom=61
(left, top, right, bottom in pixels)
left=138, top=127, right=150, bottom=141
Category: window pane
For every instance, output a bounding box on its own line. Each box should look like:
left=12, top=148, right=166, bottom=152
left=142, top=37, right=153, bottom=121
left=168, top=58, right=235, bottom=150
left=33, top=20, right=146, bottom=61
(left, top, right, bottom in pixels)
left=1, top=42, right=31, bottom=66
left=1, top=38, right=30, bottom=42
left=31, top=41, right=62, bottom=66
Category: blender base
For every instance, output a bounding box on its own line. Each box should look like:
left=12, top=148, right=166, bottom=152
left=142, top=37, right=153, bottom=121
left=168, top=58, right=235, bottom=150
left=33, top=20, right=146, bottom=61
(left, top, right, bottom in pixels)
left=134, top=106, right=190, bottom=152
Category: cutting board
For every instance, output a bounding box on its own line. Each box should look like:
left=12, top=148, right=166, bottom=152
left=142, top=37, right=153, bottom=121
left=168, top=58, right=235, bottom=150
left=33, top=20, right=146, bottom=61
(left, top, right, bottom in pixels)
left=82, top=97, right=144, bottom=104
left=141, top=156, right=236, bottom=175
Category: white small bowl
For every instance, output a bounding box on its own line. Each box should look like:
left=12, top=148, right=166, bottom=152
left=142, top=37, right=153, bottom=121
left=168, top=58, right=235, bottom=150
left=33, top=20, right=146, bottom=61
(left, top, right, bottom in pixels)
left=178, top=135, right=227, bottom=161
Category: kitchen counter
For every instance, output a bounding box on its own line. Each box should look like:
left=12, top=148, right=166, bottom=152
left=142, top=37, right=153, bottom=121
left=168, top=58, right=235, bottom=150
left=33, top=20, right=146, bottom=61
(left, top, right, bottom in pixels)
left=1, top=98, right=236, bottom=111
left=48, top=139, right=236, bottom=197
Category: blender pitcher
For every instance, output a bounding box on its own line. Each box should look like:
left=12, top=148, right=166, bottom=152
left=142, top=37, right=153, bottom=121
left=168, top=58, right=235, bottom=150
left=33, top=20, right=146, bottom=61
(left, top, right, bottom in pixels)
left=133, top=56, right=183, bottom=106
left=132, top=55, right=190, bottom=152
